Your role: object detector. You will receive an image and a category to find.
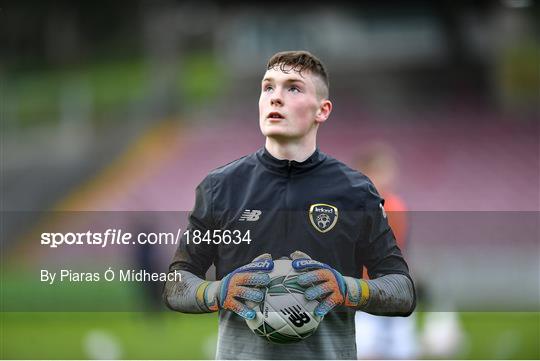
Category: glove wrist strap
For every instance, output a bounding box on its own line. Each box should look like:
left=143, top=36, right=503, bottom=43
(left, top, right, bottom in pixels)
left=343, top=277, right=370, bottom=308
left=196, top=281, right=220, bottom=312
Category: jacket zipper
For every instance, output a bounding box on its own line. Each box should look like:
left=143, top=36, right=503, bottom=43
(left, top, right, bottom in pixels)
left=284, top=161, right=292, bottom=251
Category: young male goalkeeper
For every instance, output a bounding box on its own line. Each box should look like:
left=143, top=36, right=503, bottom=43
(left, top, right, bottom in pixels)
left=164, top=50, right=415, bottom=360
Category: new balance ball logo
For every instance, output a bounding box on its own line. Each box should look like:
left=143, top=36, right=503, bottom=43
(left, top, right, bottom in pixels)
left=239, top=210, right=262, bottom=221
left=281, top=305, right=311, bottom=328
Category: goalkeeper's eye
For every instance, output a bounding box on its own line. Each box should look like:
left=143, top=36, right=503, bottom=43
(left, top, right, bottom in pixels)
left=289, top=86, right=300, bottom=93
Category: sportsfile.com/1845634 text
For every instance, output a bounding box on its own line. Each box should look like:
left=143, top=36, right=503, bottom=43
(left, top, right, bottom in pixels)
left=40, top=228, right=252, bottom=248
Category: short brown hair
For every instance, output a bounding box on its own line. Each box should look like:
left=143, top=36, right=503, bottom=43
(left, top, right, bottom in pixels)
left=266, top=50, right=329, bottom=98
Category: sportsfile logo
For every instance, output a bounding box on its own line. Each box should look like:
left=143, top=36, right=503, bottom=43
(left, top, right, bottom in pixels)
left=239, top=210, right=262, bottom=221
left=281, top=305, right=311, bottom=327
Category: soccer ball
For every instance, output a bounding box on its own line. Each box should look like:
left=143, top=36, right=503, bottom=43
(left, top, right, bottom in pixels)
left=245, top=258, right=322, bottom=344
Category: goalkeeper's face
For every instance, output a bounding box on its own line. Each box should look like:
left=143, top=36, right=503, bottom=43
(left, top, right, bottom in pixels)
left=259, top=67, right=332, bottom=142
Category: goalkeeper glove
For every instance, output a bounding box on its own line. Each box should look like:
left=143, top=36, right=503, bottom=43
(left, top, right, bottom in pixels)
left=199, top=253, right=273, bottom=320
left=291, top=251, right=369, bottom=317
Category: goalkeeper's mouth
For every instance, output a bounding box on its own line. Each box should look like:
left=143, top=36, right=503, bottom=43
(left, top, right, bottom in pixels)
left=267, top=112, right=285, bottom=121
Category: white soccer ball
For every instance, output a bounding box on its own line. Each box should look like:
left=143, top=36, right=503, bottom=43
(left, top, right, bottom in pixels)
left=245, top=258, right=322, bottom=344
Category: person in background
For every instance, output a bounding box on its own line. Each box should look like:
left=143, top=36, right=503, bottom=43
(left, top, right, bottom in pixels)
left=353, top=143, right=418, bottom=359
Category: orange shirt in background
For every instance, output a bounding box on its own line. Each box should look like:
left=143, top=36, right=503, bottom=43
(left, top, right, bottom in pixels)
left=362, top=192, right=408, bottom=280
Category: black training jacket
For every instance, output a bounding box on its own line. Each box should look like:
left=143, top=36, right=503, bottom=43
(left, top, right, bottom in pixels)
left=170, top=147, right=411, bottom=283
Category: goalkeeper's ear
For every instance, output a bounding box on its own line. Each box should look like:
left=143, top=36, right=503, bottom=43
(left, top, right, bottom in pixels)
left=290, top=250, right=312, bottom=260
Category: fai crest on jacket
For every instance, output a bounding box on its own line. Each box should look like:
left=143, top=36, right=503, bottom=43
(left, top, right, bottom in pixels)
left=309, top=203, right=338, bottom=233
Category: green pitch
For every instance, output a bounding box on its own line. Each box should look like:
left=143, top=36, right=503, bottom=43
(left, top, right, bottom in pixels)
left=1, top=270, right=538, bottom=359
left=1, top=312, right=538, bottom=359
left=1, top=312, right=218, bottom=359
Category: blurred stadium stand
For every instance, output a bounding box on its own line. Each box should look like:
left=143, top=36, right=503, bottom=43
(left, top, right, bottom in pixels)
left=1, top=0, right=538, bottom=310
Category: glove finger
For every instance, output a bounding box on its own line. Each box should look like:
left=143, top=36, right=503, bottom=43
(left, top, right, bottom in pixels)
left=314, top=292, right=344, bottom=317
left=222, top=297, right=257, bottom=320
left=292, top=257, right=327, bottom=272
left=235, top=258, right=274, bottom=273
left=251, top=253, right=272, bottom=262
left=297, top=269, right=333, bottom=286
left=232, top=272, right=271, bottom=287
left=304, top=283, right=333, bottom=301
left=290, top=250, right=311, bottom=260
left=233, top=285, right=265, bottom=303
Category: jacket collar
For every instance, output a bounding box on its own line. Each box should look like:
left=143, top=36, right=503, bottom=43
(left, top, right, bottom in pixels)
left=257, top=147, right=326, bottom=176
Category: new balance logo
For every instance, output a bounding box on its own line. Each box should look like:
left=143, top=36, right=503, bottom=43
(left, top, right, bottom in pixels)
left=281, top=305, right=311, bottom=327
left=239, top=210, right=262, bottom=221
